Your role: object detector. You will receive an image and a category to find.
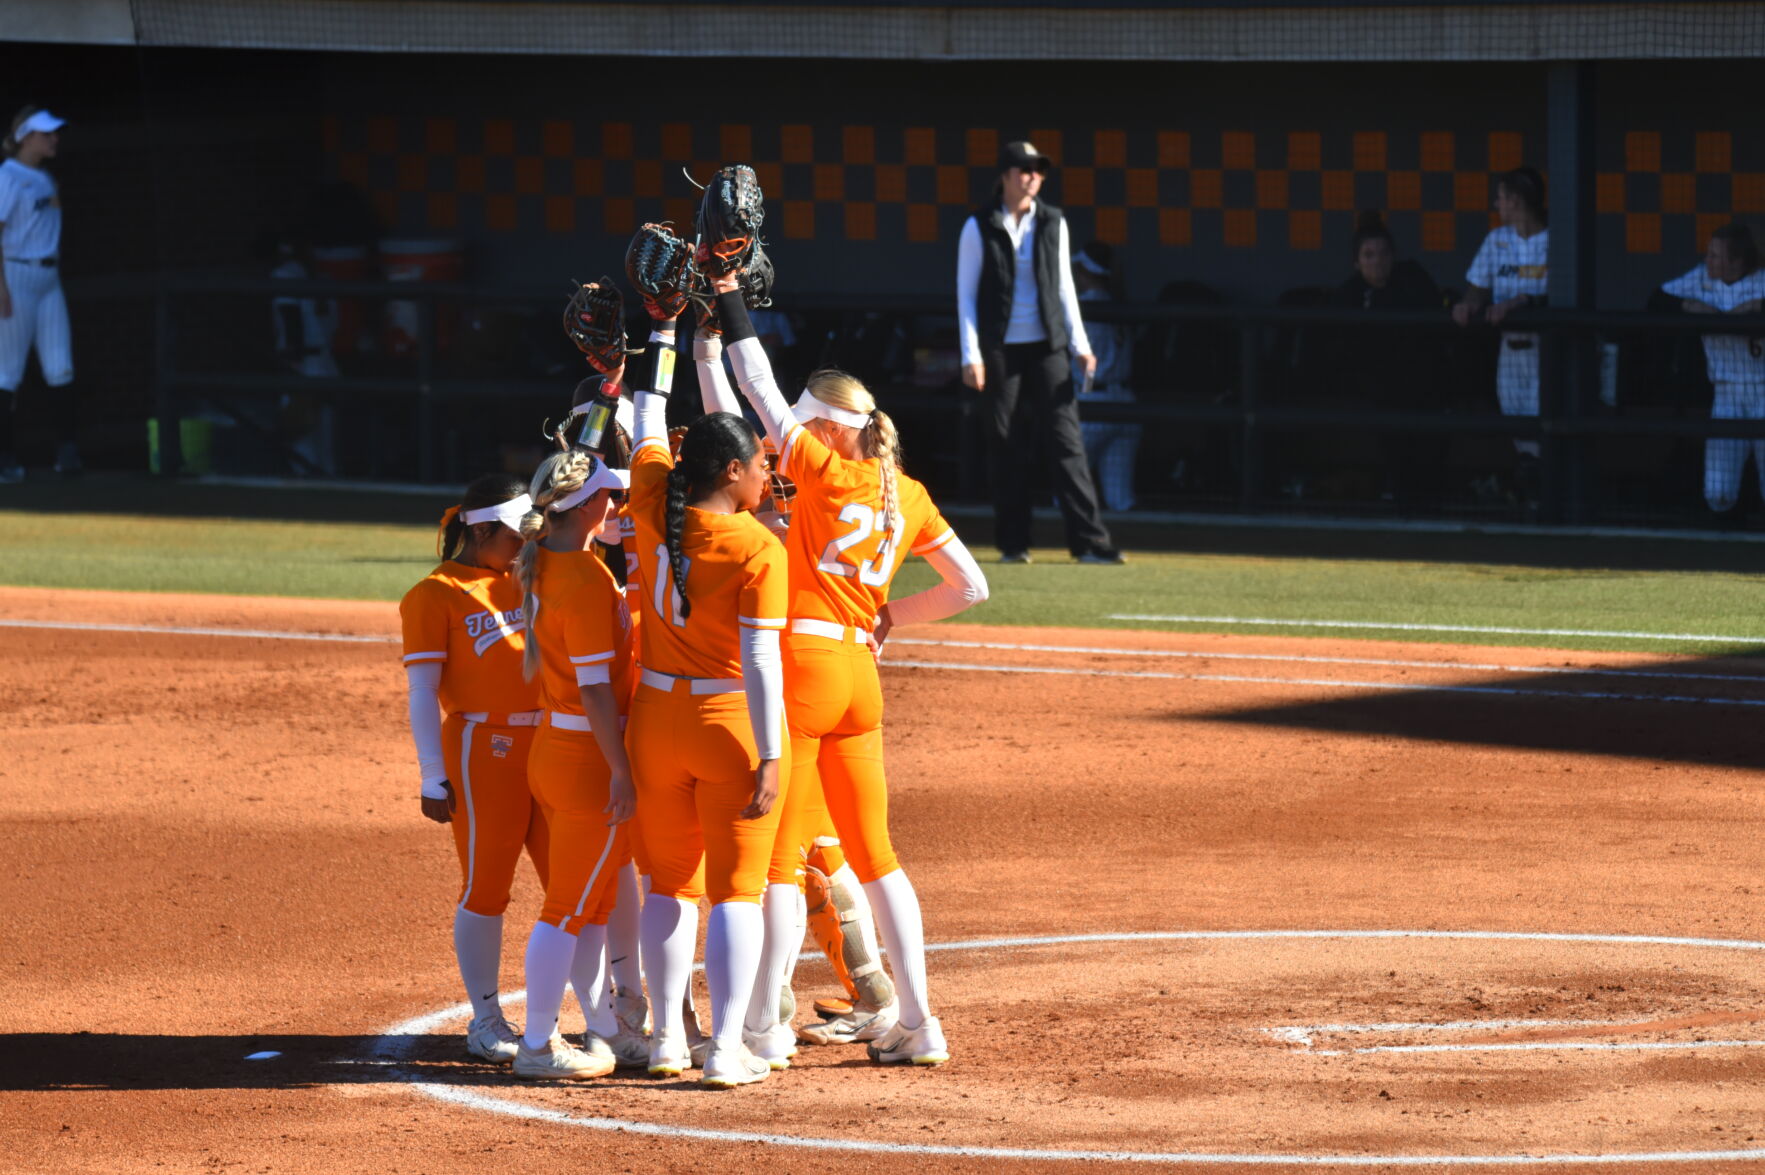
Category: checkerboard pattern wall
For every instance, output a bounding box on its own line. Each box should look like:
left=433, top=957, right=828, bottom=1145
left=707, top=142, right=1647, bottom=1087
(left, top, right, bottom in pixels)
left=324, top=117, right=1761, bottom=255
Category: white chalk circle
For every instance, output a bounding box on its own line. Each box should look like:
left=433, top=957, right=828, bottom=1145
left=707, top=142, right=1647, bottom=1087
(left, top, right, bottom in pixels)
left=374, top=929, right=1765, bottom=1167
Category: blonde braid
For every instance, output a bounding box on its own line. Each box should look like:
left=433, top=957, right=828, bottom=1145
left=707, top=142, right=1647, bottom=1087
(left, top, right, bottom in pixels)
left=862, top=409, right=904, bottom=539
left=516, top=448, right=594, bottom=681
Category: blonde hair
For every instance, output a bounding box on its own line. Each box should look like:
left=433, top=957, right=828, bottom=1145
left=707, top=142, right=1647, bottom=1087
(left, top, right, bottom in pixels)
left=804, top=368, right=903, bottom=538
left=514, top=442, right=598, bottom=681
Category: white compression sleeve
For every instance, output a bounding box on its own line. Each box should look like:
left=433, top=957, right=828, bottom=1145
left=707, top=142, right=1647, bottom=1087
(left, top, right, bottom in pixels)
left=740, top=625, right=784, bottom=761
left=956, top=216, right=983, bottom=367
left=405, top=661, right=448, bottom=798
left=693, top=334, right=742, bottom=416
left=634, top=328, right=676, bottom=449
left=724, top=336, right=796, bottom=450
left=881, top=534, right=990, bottom=628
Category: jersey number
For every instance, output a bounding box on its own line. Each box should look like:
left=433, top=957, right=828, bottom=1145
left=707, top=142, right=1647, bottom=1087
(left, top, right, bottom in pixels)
left=817, top=503, right=899, bottom=589
left=651, top=544, right=690, bottom=628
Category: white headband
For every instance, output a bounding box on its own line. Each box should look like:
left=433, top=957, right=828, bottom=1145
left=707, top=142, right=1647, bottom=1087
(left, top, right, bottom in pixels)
left=548, top=461, right=631, bottom=514
left=16, top=111, right=64, bottom=138
left=461, top=494, right=532, bottom=530
left=794, top=390, right=872, bottom=431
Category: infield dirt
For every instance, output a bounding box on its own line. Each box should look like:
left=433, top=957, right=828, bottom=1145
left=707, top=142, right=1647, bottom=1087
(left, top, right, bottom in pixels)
left=4, top=587, right=1763, bottom=1173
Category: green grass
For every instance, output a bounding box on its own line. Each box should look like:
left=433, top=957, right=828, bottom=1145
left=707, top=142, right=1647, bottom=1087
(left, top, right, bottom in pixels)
left=6, top=501, right=1764, bottom=655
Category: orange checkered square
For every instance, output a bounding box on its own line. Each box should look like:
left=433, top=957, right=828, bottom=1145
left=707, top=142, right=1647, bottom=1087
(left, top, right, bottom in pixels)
left=720, top=125, right=752, bottom=161
left=1157, top=131, right=1191, bottom=169
left=1289, top=210, right=1322, bottom=251
left=1222, top=132, right=1256, bottom=171
left=1064, top=166, right=1095, bottom=207
left=1095, top=130, right=1128, bottom=168
left=967, top=128, right=998, bottom=167
left=484, top=119, right=516, bottom=156
left=1420, top=132, right=1454, bottom=172
left=1287, top=132, right=1321, bottom=171
left=1030, top=130, right=1063, bottom=163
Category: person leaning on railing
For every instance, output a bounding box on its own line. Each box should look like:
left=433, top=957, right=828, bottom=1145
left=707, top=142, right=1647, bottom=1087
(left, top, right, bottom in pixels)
left=1662, top=222, right=1765, bottom=518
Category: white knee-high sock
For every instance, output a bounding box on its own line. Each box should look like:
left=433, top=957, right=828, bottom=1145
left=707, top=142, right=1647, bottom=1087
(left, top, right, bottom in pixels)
left=453, top=907, right=505, bottom=1022
left=864, top=869, right=931, bottom=1028
left=830, top=861, right=884, bottom=979
left=744, top=882, right=804, bottom=1034
left=569, top=923, right=615, bottom=1036
left=608, top=863, right=644, bottom=998
left=706, top=900, right=764, bottom=1047
left=521, top=921, right=579, bottom=1049
left=640, top=895, right=698, bottom=1042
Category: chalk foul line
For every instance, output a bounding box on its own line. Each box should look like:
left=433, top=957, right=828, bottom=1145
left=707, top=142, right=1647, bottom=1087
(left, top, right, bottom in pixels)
left=1107, top=614, right=1765, bottom=644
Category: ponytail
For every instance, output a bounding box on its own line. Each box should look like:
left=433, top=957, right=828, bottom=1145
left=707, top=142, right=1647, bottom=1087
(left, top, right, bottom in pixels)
left=438, top=474, right=525, bottom=563
left=517, top=444, right=597, bottom=679
left=862, top=409, right=904, bottom=539
left=664, top=412, right=762, bottom=621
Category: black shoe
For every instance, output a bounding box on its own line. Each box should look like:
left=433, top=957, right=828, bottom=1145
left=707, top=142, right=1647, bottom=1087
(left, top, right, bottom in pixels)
left=1077, top=546, right=1125, bottom=565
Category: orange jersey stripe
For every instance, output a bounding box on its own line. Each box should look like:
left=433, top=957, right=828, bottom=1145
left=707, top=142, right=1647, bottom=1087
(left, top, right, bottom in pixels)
left=399, top=559, right=541, bottom=715
left=628, top=444, right=788, bottom=679
left=779, top=424, right=953, bottom=629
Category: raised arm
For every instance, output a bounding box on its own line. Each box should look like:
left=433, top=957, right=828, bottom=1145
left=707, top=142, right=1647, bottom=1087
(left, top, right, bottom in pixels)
left=693, top=329, right=743, bottom=417
left=714, top=274, right=797, bottom=449
left=633, top=327, right=675, bottom=450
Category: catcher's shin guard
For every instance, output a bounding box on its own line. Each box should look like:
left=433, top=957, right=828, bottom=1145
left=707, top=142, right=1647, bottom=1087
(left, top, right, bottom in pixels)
left=803, top=864, right=894, bottom=1012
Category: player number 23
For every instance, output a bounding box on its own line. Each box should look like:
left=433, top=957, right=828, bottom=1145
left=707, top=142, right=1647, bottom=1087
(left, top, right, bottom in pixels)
left=817, top=503, right=899, bottom=588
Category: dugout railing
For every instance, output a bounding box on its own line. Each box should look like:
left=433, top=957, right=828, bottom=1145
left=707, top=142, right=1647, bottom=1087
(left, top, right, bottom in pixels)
left=146, top=274, right=1765, bottom=530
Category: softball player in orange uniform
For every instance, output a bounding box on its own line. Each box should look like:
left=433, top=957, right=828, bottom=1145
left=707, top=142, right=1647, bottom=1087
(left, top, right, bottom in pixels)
left=400, top=475, right=549, bottom=1064
left=509, top=444, right=639, bottom=1081
left=626, top=319, right=791, bottom=1088
left=714, top=279, right=989, bottom=1066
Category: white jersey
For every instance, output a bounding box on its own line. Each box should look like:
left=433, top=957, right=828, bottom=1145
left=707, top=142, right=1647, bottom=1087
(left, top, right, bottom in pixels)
left=0, top=158, right=62, bottom=260
left=1466, top=225, right=1549, bottom=304
left=1662, top=264, right=1765, bottom=386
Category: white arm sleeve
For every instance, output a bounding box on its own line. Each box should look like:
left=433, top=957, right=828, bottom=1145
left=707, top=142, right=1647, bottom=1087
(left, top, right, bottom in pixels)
left=740, top=626, right=785, bottom=761
left=404, top=661, right=449, bottom=798
left=725, top=336, right=797, bottom=450
left=1056, top=219, right=1092, bottom=358
left=635, top=328, right=676, bottom=447
left=694, top=334, right=743, bottom=416
left=882, top=534, right=989, bottom=627
left=956, top=216, right=983, bottom=367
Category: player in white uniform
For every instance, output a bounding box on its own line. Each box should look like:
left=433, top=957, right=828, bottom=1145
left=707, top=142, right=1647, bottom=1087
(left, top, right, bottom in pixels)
left=1453, top=167, right=1549, bottom=462
left=0, top=107, right=75, bottom=483
left=1662, top=223, right=1765, bottom=515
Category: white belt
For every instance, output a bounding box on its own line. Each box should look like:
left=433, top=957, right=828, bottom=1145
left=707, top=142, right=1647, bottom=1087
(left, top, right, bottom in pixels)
left=459, top=709, right=542, bottom=726
left=639, top=667, right=744, bottom=695
left=546, top=711, right=593, bottom=732
left=789, top=618, right=871, bottom=644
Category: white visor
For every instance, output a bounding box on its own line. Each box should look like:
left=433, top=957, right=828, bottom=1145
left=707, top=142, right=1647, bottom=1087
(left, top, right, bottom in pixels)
left=548, top=460, right=630, bottom=514
left=794, top=390, right=872, bottom=431
left=462, top=493, right=533, bottom=530
left=18, top=111, right=65, bottom=137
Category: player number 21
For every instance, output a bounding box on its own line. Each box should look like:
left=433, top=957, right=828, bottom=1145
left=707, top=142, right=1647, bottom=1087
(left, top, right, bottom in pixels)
left=817, top=503, right=899, bottom=588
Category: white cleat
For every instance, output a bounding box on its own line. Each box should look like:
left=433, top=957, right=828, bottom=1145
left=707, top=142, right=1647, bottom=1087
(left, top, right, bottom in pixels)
left=593, top=1028, right=651, bottom=1069
left=866, top=1015, right=949, bottom=1066
left=743, top=1022, right=799, bottom=1070
left=613, top=988, right=651, bottom=1036
left=699, top=1040, right=770, bottom=1088
left=465, top=1013, right=521, bottom=1064
left=513, top=1037, right=615, bottom=1080
left=797, top=1000, right=899, bottom=1046
left=647, top=1031, right=690, bottom=1077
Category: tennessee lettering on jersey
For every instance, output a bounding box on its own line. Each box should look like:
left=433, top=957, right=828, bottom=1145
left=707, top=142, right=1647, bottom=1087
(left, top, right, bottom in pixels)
left=399, top=559, right=541, bottom=716
left=778, top=422, right=954, bottom=628
left=529, top=545, right=637, bottom=715
left=628, top=443, right=787, bottom=679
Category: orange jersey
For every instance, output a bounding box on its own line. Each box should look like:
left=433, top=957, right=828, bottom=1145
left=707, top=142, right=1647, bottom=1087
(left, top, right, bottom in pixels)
left=399, top=559, right=541, bottom=715
left=528, top=545, right=636, bottom=716
left=628, top=441, right=787, bottom=678
left=778, top=424, right=955, bottom=628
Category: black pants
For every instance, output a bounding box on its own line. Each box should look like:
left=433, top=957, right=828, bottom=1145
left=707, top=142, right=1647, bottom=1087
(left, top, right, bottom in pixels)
left=982, top=342, right=1112, bottom=556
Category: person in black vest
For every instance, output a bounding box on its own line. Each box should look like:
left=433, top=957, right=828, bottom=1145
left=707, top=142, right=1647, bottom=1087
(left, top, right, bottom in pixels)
left=956, top=140, right=1123, bottom=564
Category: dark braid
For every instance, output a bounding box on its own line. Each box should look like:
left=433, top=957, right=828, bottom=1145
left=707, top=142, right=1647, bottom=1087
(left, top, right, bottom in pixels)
left=662, top=412, right=761, bottom=621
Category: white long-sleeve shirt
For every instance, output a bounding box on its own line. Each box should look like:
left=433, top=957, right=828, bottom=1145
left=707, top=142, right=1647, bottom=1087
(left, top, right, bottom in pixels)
left=957, top=204, right=1091, bottom=368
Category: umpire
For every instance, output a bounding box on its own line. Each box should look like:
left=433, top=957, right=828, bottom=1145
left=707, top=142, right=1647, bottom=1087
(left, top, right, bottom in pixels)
left=957, top=140, right=1122, bottom=564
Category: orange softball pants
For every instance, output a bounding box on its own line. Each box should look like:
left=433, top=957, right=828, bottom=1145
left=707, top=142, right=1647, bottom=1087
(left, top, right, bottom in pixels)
left=781, top=634, right=898, bottom=884
left=526, top=722, right=630, bottom=935
left=443, top=713, right=547, bottom=916
left=627, top=680, right=787, bottom=906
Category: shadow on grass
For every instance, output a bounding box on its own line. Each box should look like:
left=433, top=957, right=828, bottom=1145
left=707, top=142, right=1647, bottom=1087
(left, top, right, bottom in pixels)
left=1198, top=651, right=1765, bottom=768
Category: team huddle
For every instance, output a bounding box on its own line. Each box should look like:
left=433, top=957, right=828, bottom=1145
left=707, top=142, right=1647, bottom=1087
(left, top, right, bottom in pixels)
left=399, top=165, right=989, bottom=1089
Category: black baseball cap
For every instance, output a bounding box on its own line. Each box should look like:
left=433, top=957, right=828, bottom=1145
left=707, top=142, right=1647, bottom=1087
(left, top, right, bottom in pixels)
left=1000, top=140, right=1052, bottom=173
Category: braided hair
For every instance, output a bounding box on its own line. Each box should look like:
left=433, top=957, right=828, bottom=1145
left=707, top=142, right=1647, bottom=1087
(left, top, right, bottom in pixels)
left=437, top=473, right=526, bottom=563
left=664, top=412, right=760, bottom=620
left=514, top=442, right=598, bottom=681
left=804, top=369, right=903, bottom=538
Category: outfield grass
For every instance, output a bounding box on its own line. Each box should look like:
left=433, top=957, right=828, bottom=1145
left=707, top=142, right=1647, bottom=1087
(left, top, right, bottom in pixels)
left=4, top=501, right=1763, bottom=655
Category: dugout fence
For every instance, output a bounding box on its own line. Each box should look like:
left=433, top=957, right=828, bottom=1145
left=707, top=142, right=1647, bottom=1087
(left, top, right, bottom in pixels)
left=140, top=274, right=1765, bottom=531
